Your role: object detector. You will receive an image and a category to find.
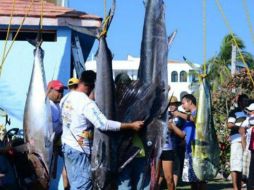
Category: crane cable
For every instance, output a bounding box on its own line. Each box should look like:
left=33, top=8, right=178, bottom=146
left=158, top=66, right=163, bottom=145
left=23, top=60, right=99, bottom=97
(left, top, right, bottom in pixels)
left=242, top=0, right=254, bottom=45
left=201, top=0, right=207, bottom=78
left=215, top=0, right=254, bottom=87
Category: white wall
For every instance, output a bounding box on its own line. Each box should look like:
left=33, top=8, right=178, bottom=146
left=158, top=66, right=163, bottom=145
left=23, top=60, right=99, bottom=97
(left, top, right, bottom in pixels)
left=86, top=56, right=198, bottom=100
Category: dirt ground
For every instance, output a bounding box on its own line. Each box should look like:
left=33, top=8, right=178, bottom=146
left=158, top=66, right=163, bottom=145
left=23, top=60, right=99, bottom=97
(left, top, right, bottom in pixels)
left=175, top=179, right=247, bottom=190
left=157, top=179, right=246, bottom=190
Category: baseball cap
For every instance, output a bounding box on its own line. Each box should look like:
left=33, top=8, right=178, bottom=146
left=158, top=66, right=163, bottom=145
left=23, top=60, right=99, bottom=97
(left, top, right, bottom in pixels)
left=68, top=78, right=79, bottom=87
left=245, top=103, right=254, bottom=112
left=47, top=80, right=66, bottom=90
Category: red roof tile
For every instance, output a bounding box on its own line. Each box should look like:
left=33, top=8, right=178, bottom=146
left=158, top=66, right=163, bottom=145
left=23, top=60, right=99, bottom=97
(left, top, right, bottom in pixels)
left=0, top=0, right=101, bottom=20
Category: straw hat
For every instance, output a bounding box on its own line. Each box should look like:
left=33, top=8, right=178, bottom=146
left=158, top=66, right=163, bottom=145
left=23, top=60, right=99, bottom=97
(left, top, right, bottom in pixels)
left=168, top=96, right=181, bottom=105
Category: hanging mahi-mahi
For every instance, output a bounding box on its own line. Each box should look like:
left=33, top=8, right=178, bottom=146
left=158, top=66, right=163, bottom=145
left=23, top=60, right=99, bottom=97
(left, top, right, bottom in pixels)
left=192, top=75, right=220, bottom=181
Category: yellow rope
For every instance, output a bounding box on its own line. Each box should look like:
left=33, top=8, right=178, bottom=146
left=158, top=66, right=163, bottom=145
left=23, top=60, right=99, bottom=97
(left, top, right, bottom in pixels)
left=203, top=0, right=207, bottom=75
left=40, top=0, right=44, bottom=30
left=0, top=0, right=16, bottom=74
left=215, top=0, right=254, bottom=87
left=242, top=0, right=254, bottom=45
left=104, top=0, right=107, bottom=21
left=99, top=0, right=108, bottom=38
left=99, top=15, right=111, bottom=38
left=0, top=0, right=34, bottom=76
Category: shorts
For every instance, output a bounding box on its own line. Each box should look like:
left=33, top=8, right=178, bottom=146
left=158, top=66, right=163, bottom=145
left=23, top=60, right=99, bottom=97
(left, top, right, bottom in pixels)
left=160, top=150, right=174, bottom=161
left=230, top=142, right=243, bottom=172
left=242, top=149, right=251, bottom=179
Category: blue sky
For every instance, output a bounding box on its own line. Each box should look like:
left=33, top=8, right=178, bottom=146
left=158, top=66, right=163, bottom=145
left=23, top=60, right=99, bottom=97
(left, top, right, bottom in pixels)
left=69, top=0, right=254, bottom=64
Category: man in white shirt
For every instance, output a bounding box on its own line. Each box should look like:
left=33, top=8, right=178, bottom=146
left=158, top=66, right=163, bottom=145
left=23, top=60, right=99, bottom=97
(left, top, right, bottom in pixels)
left=228, top=94, right=249, bottom=190
left=60, top=70, right=144, bottom=190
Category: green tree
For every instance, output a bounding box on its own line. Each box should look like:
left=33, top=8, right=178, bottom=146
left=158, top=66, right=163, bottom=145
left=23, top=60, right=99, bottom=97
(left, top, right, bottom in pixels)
left=207, top=34, right=254, bottom=91
left=212, top=69, right=254, bottom=178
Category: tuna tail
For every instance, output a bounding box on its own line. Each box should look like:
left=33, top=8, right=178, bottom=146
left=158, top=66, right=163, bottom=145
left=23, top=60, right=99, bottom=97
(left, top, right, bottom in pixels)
left=28, top=38, right=42, bottom=48
left=27, top=152, right=50, bottom=189
left=28, top=18, right=43, bottom=47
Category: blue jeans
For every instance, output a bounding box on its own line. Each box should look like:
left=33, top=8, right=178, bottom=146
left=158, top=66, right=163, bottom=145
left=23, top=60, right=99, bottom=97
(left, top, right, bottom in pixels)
left=62, top=144, right=92, bottom=190
left=118, top=157, right=150, bottom=190
left=49, top=155, right=64, bottom=190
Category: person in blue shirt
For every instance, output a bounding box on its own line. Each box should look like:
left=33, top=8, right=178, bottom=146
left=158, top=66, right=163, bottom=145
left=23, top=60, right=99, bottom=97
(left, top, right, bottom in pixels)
left=172, top=94, right=207, bottom=190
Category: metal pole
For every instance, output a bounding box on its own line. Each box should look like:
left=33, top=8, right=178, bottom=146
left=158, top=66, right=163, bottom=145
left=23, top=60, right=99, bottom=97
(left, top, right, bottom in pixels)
left=231, top=44, right=237, bottom=76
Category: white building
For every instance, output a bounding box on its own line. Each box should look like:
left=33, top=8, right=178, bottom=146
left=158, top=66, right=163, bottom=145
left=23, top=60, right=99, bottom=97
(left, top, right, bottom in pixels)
left=85, top=55, right=199, bottom=100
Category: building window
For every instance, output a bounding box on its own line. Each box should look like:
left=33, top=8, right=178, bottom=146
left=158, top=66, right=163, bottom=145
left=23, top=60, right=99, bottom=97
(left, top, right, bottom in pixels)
left=0, top=30, right=57, bottom=42
left=180, top=71, right=187, bottom=82
left=171, top=71, right=178, bottom=82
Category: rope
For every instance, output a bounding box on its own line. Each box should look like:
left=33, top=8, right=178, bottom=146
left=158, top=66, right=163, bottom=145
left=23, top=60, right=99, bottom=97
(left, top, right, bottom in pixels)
left=215, top=0, right=254, bottom=87
left=99, top=15, right=111, bottom=38
left=51, top=59, right=59, bottom=81
left=0, top=0, right=16, bottom=76
left=0, top=0, right=34, bottom=76
left=1, top=0, right=16, bottom=68
left=203, top=0, right=207, bottom=75
left=242, top=0, right=254, bottom=45
left=40, top=0, right=44, bottom=30
left=104, top=0, right=107, bottom=21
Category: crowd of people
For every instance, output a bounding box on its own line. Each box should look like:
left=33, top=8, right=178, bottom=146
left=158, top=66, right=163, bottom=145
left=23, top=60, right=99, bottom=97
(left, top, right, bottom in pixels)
left=0, top=71, right=254, bottom=190
left=46, top=71, right=208, bottom=190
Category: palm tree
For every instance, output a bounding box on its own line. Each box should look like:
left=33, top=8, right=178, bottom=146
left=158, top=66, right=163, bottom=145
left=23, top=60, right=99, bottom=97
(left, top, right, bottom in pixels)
left=207, top=34, right=254, bottom=91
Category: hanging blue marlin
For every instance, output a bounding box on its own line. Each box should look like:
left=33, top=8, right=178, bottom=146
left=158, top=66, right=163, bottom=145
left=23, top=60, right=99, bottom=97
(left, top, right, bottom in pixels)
left=117, top=0, right=169, bottom=189
left=91, top=1, right=118, bottom=189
